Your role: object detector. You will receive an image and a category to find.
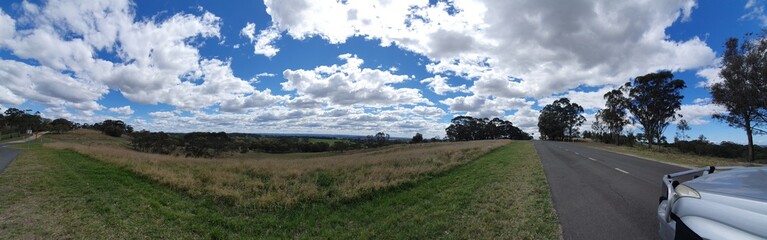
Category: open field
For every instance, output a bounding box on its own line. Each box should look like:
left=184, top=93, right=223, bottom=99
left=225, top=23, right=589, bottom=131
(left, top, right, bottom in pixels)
left=45, top=130, right=509, bottom=208
left=0, top=140, right=559, bottom=238
left=305, top=137, right=352, bottom=144
left=578, top=141, right=763, bottom=167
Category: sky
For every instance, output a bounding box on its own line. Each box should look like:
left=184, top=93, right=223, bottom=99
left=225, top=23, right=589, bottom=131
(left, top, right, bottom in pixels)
left=0, top=0, right=764, bottom=144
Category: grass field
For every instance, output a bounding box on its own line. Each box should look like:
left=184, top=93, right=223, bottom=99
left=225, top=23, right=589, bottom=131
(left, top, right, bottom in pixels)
left=0, top=140, right=559, bottom=239
left=579, top=141, right=762, bottom=167
left=45, top=131, right=509, bottom=208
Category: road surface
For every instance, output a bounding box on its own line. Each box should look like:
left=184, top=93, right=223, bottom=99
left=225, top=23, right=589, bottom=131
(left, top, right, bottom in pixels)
left=0, top=144, right=21, bottom=174
left=0, top=133, right=45, bottom=174
left=534, top=141, right=689, bottom=240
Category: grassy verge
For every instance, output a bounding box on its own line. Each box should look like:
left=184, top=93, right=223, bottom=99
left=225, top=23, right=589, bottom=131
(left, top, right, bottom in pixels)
left=0, top=133, right=25, bottom=143
left=46, top=137, right=508, bottom=208
left=578, top=142, right=760, bottom=167
left=0, top=141, right=559, bottom=239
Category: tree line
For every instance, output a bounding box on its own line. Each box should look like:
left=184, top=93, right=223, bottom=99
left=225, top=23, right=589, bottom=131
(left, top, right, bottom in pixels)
left=445, top=116, right=532, bottom=141
left=0, top=107, right=81, bottom=140
left=130, top=130, right=406, bottom=157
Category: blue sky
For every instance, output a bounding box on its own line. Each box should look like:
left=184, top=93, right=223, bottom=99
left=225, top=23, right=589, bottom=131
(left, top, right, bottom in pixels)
left=0, top=0, right=764, bottom=144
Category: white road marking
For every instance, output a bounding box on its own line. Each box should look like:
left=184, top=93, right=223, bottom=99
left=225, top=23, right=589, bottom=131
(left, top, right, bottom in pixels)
left=574, top=152, right=580, bottom=155
left=588, top=157, right=596, bottom=161
left=614, top=168, right=629, bottom=174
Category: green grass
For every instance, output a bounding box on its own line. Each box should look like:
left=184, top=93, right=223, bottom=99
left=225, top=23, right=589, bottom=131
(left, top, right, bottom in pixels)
left=0, top=132, right=24, bottom=143
left=0, top=141, right=559, bottom=239
left=578, top=141, right=761, bottom=167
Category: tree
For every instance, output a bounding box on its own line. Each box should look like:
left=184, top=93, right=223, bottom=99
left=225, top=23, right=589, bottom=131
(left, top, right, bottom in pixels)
left=183, top=132, right=232, bottom=157
left=410, top=133, right=424, bottom=144
left=601, top=88, right=631, bottom=144
left=94, top=120, right=131, bottom=137
left=675, top=119, right=691, bottom=142
left=538, top=98, right=585, bottom=141
left=710, top=37, right=767, bottom=161
left=374, top=132, right=390, bottom=146
left=445, top=116, right=531, bottom=141
left=50, top=118, right=74, bottom=133
left=625, top=71, right=686, bottom=148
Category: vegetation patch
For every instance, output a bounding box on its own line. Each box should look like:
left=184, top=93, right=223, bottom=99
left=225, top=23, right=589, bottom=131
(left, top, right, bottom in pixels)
left=1, top=141, right=559, bottom=239
left=45, top=131, right=509, bottom=208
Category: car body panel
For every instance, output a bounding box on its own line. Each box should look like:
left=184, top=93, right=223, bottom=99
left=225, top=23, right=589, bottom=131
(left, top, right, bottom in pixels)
left=685, top=167, right=767, bottom=202
left=674, top=192, right=767, bottom=238
left=658, top=166, right=767, bottom=240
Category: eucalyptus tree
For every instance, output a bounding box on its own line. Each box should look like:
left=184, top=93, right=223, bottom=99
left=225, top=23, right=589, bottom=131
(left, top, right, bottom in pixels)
left=625, top=71, right=686, bottom=148
left=538, top=98, right=585, bottom=141
left=711, top=37, right=767, bottom=161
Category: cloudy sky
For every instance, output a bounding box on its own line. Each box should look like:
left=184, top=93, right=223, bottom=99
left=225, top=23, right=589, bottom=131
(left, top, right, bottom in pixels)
left=0, top=0, right=763, bottom=143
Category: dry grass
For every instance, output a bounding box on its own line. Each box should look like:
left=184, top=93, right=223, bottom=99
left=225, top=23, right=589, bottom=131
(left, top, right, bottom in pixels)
left=45, top=131, right=508, bottom=208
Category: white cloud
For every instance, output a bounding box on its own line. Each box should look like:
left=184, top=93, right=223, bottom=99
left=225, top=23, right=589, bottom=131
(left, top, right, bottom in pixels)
left=693, top=98, right=711, bottom=105
left=263, top=0, right=714, bottom=99
left=410, top=105, right=446, bottom=119
left=240, top=22, right=281, bottom=57
left=677, top=103, right=727, bottom=126
left=240, top=22, right=257, bottom=41
left=281, top=54, right=430, bottom=107
left=0, top=59, right=106, bottom=110
left=0, top=0, right=284, bottom=114
left=441, top=95, right=532, bottom=118
left=695, top=58, right=723, bottom=88
left=253, top=25, right=281, bottom=58
left=139, top=106, right=448, bottom=138
left=537, top=87, right=614, bottom=110
left=420, top=75, right=468, bottom=95
left=504, top=106, right=540, bottom=135
left=219, top=89, right=289, bottom=113
left=742, top=0, right=767, bottom=26
left=108, top=106, right=134, bottom=115
left=149, top=111, right=176, bottom=119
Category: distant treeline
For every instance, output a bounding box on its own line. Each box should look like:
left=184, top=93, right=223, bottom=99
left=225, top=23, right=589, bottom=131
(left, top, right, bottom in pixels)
left=131, top=130, right=407, bottom=157
left=445, top=116, right=532, bottom=141
left=0, top=107, right=81, bottom=139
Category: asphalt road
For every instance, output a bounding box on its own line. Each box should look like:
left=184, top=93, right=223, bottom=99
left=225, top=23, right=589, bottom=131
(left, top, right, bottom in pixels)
left=534, top=141, right=689, bottom=240
left=0, top=144, right=21, bottom=174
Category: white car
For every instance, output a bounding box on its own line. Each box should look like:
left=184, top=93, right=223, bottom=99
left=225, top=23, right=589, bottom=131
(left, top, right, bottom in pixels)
left=658, top=166, right=767, bottom=239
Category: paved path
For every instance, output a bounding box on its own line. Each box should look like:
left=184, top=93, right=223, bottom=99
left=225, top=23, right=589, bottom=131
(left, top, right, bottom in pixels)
left=0, top=145, right=21, bottom=174
left=534, top=140, right=689, bottom=240
left=0, top=132, right=46, bottom=174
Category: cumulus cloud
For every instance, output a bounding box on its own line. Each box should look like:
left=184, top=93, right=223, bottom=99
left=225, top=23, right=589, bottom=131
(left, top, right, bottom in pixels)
left=677, top=102, right=727, bottom=126
left=505, top=106, right=540, bottom=134
left=263, top=0, right=715, bottom=99
left=420, top=75, right=468, bottom=95
left=109, top=106, right=134, bottom=115
left=281, top=54, right=430, bottom=107
left=0, top=59, right=106, bottom=110
left=441, top=95, right=533, bottom=118
left=241, top=22, right=281, bottom=57
left=0, top=0, right=285, bottom=114
left=138, top=106, right=448, bottom=138
left=537, top=87, right=615, bottom=111
left=695, top=58, right=724, bottom=88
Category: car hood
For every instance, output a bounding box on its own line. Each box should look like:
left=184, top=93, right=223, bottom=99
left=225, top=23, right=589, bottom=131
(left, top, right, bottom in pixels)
left=685, top=167, right=767, bottom=202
